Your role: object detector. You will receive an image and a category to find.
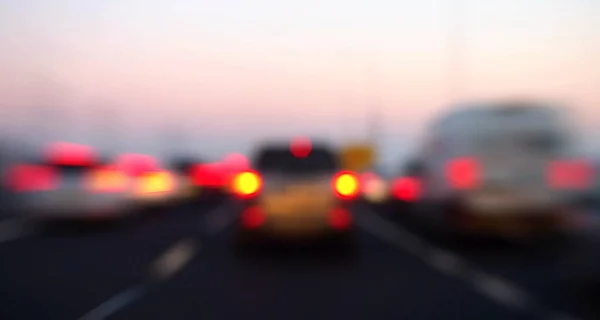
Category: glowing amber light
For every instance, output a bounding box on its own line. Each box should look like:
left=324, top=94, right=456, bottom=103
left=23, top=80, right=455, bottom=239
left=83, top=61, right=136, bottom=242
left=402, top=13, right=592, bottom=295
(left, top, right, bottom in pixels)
left=233, top=171, right=261, bottom=196
left=334, top=173, right=359, bottom=197
left=137, top=171, right=174, bottom=194
left=89, top=168, right=128, bottom=192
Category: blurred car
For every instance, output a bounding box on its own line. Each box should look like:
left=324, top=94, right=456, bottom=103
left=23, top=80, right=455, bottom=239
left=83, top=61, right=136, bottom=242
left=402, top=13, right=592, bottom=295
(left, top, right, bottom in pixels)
left=360, top=170, right=391, bottom=205
left=572, top=160, right=600, bottom=208
left=408, top=102, right=590, bottom=240
left=5, top=143, right=134, bottom=224
left=117, top=154, right=178, bottom=213
left=231, top=140, right=361, bottom=250
left=170, top=158, right=203, bottom=204
left=189, top=161, right=229, bottom=201
left=0, top=150, right=17, bottom=221
left=384, top=159, right=423, bottom=215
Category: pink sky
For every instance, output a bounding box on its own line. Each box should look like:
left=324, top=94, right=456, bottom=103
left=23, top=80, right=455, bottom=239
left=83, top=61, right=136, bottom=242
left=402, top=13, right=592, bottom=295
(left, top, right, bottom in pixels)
left=0, top=0, right=599, bottom=163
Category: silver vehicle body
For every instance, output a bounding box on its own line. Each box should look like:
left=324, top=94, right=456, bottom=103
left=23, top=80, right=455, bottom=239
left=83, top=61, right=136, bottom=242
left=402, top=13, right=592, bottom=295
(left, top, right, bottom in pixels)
left=13, top=170, right=134, bottom=220
left=411, top=102, right=584, bottom=238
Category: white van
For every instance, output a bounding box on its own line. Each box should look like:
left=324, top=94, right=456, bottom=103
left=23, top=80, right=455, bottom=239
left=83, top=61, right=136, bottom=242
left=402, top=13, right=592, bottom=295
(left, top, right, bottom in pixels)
left=414, top=102, right=591, bottom=238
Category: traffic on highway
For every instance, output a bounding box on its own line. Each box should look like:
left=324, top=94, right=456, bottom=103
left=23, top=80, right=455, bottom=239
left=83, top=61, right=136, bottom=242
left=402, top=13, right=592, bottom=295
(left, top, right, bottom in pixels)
left=2, top=0, right=600, bottom=318
left=1, top=102, right=600, bottom=320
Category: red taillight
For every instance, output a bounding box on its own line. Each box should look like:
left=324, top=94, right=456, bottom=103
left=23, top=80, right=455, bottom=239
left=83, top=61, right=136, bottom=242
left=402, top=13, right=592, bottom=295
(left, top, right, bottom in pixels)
left=391, top=177, right=421, bottom=202
left=241, top=206, right=265, bottom=228
left=445, top=157, right=480, bottom=189
left=5, top=165, right=58, bottom=192
left=290, top=136, right=312, bottom=158
left=46, top=142, right=96, bottom=166
left=329, top=208, right=352, bottom=229
left=87, top=166, right=128, bottom=193
left=332, top=171, right=360, bottom=199
left=191, top=163, right=226, bottom=187
left=547, top=160, right=592, bottom=190
left=117, top=154, right=159, bottom=177
left=231, top=170, right=262, bottom=197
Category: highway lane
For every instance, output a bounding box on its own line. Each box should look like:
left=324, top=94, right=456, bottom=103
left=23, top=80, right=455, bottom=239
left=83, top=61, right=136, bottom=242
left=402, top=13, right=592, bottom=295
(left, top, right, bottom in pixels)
left=377, top=202, right=600, bottom=320
left=0, top=199, right=589, bottom=320
left=96, top=204, right=530, bottom=320
left=0, top=199, right=225, bottom=320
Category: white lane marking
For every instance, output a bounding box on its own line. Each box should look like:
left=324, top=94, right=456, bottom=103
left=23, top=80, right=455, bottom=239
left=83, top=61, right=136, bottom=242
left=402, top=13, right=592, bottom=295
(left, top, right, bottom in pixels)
left=78, top=285, right=145, bottom=320
left=472, top=273, right=531, bottom=309
left=426, top=248, right=464, bottom=277
left=80, top=237, right=199, bottom=319
left=150, top=238, right=198, bottom=281
left=78, top=203, right=231, bottom=320
left=202, top=203, right=237, bottom=235
left=545, top=314, right=585, bottom=320
left=355, top=205, right=583, bottom=320
left=354, top=209, right=426, bottom=254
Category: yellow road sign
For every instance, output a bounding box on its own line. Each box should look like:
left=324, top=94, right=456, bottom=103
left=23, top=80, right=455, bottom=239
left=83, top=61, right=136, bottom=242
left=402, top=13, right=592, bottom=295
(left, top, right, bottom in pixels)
left=340, top=144, right=375, bottom=172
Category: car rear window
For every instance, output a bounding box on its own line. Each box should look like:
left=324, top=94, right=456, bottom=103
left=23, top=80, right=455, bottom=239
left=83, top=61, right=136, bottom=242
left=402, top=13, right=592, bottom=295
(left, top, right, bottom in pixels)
left=254, top=146, right=339, bottom=175
left=520, top=131, right=563, bottom=153
left=474, top=129, right=563, bottom=155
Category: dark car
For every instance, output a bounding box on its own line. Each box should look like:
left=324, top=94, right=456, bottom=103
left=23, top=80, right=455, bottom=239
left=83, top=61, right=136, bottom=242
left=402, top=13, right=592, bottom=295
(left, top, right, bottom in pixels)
left=170, top=157, right=206, bottom=204
left=385, top=158, right=424, bottom=216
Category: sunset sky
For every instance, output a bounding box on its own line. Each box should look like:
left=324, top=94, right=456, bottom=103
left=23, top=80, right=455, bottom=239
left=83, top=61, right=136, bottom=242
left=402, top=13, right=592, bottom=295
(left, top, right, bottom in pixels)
left=1, top=0, right=599, bottom=167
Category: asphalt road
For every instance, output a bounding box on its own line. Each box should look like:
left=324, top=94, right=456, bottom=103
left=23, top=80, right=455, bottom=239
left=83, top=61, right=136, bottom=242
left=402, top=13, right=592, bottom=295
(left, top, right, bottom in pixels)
left=0, top=199, right=598, bottom=320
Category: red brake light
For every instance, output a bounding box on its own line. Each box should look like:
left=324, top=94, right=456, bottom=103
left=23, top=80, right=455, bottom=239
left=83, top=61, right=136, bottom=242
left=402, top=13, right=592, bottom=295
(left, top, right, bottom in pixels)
left=241, top=206, right=265, bottom=228
left=191, top=164, right=208, bottom=186
left=192, top=163, right=227, bottom=187
left=333, top=171, right=360, bottom=199
left=117, top=154, right=158, bottom=176
left=46, top=142, right=96, bottom=166
left=446, top=157, right=480, bottom=189
left=391, top=177, right=421, bottom=202
left=290, top=136, right=312, bottom=158
left=232, top=170, right=262, bottom=197
left=329, top=208, right=352, bottom=229
left=547, top=160, right=592, bottom=190
left=5, top=164, right=58, bottom=192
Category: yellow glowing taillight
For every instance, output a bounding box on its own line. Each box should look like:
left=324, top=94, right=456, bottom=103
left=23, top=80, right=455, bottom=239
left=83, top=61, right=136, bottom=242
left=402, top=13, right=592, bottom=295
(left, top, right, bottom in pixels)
left=136, top=171, right=175, bottom=194
left=231, top=171, right=262, bottom=197
left=333, top=171, right=360, bottom=199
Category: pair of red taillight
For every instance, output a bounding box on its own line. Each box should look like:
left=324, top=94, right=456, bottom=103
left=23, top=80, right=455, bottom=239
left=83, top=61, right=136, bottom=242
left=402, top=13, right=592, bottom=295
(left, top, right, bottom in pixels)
left=387, top=158, right=593, bottom=202
left=444, top=157, right=593, bottom=190
left=4, top=165, right=128, bottom=193
left=229, top=170, right=361, bottom=200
